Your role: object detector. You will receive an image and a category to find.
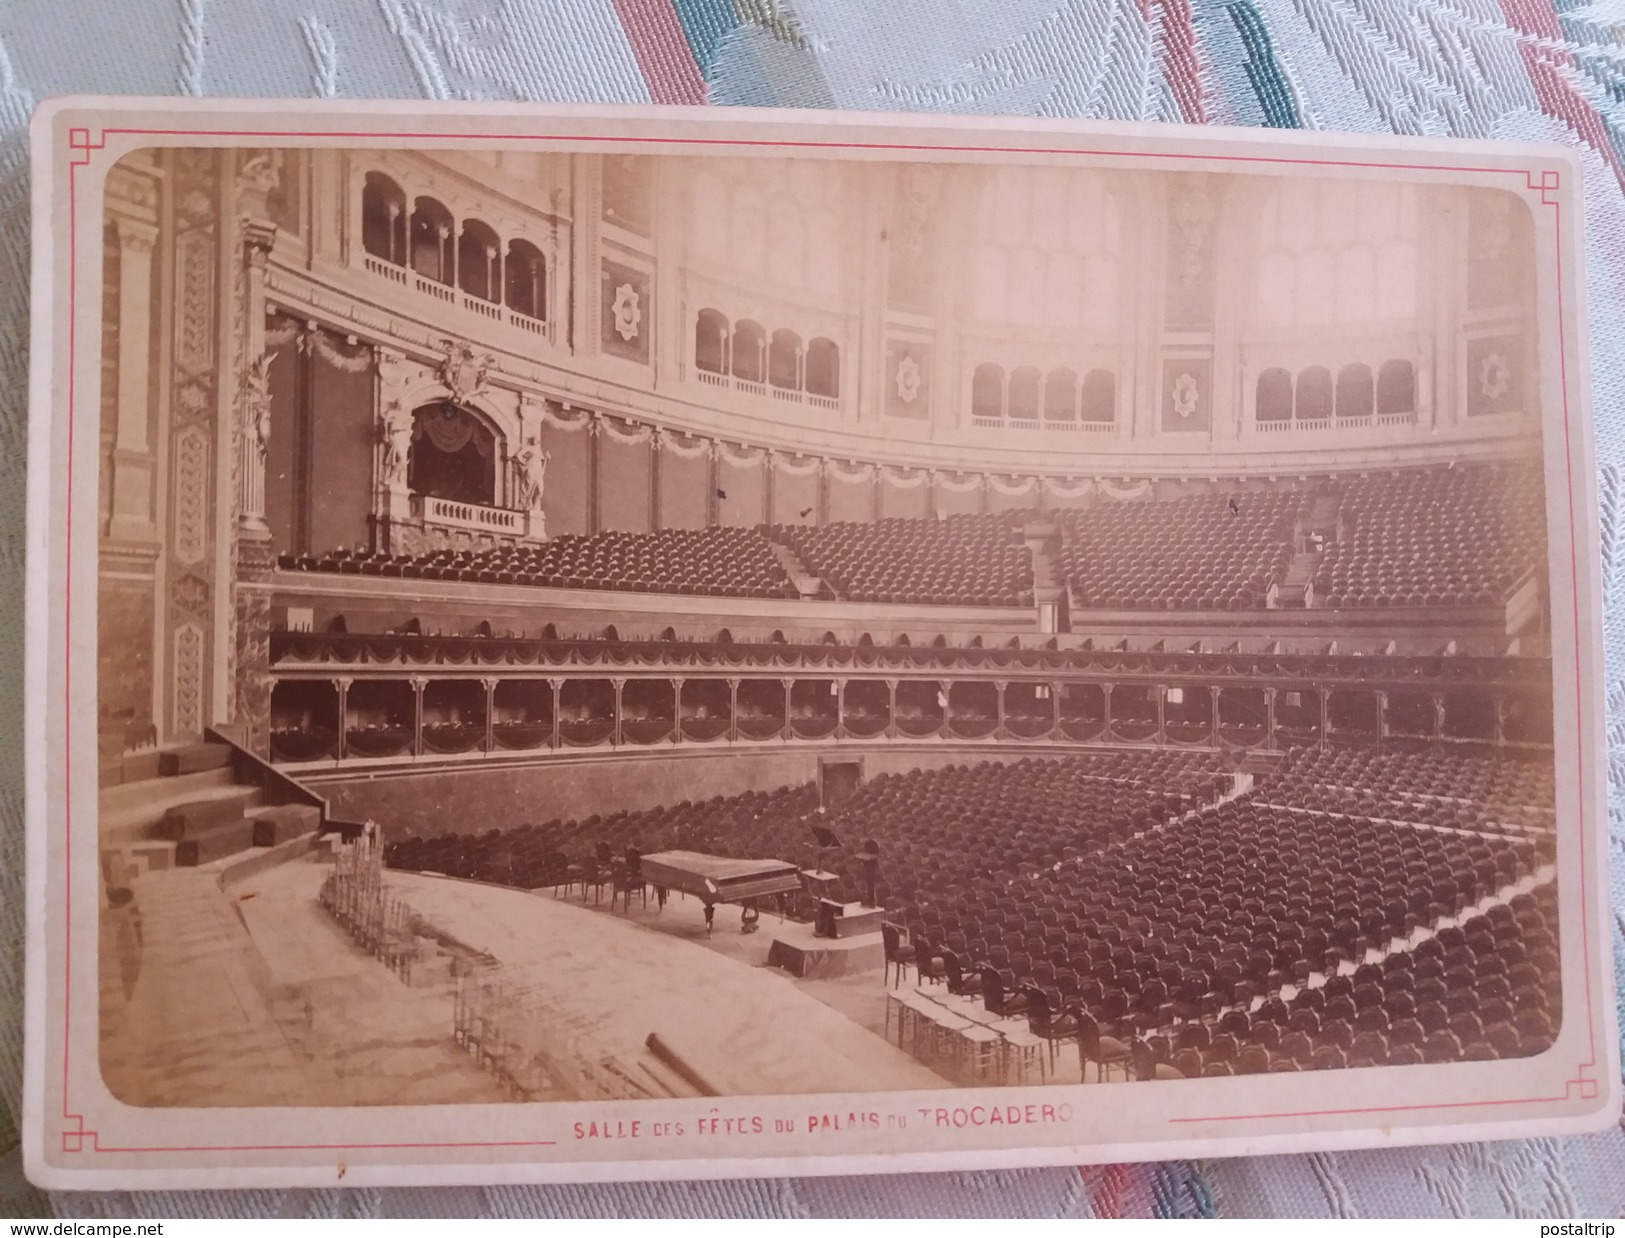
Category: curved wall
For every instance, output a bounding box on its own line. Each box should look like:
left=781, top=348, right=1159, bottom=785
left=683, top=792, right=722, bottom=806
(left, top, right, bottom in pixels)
left=254, top=146, right=1543, bottom=548
left=314, top=743, right=1059, bottom=838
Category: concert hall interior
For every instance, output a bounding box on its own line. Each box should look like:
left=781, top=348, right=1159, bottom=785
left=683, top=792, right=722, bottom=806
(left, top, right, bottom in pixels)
left=94, top=145, right=1560, bottom=1105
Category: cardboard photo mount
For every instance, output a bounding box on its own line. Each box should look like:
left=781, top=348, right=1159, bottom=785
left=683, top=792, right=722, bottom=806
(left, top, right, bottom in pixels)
left=22, top=96, right=1620, bottom=1190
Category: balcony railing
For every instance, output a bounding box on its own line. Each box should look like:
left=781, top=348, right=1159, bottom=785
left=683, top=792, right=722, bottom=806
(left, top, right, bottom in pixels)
left=413, top=494, right=528, bottom=536
left=361, top=256, right=549, bottom=340
left=364, top=255, right=408, bottom=285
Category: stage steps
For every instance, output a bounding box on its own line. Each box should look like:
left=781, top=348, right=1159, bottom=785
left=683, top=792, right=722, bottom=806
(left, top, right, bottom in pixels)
left=99, top=739, right=310, bottom=874
left=1277, top=549, right=1322, bottom=609
left=770, top=542, right=824, bottom=599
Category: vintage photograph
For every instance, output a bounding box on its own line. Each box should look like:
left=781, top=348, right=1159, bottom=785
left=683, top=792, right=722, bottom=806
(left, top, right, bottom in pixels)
left=87, top=131, right=1568, bottom=1113
left=22, top=99, right=1611, bottom=1195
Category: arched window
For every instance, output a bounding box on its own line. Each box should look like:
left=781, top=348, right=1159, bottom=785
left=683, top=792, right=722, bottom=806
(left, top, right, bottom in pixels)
left=457, top=218, right=501, bottom=302
left=695, top=309, right=729, bottom=375
left=769, top=329, right=802, bottom=390
left=1295, top=366, right=1333, bottom=422
left=504, top=239, right=546, bottom=320
left=1081, top=369, right=1116, bottom=424
left=731, top=320, right=765, bottom=383
left=1256, top=368, right=1292, bottom=424
left=407, top=401, right=496, bottom=505
left=410, top=196, right=455, bottom=284
left=1008, top=366, right=1041, bottom=423
left=361, top=172, right=407, bottom=265
left=1044, top=368, right=1078, bottom=422
left=1377, top=358, right=1416, bottom=417
left=1336, top=362, right=1374, bottom=420
left=972, top=363, right=1004, bottom=422
left=805, top=337, right=839, bottom=398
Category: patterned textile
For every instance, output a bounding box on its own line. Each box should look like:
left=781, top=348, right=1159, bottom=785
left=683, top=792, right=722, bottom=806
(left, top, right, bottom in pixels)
left=1, top=0, right=1623, bottom=1219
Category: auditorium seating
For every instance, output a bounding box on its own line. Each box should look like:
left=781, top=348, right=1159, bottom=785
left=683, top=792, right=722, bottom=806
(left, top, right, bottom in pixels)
left=1313, top=464, right=1545, bottom=608
left=383, top=743, right=1557, bottom=1071
left=276, top=463, right=1544, bottom=617
left=1152, top=881, right=1560, bottom=1076
left=280, top=526, right=799, bottom=599
left=1257, top=748, right=1556, bottom=836
left=771, top=514, right=1035, bottom=607
left=383, top=751, right=1234, bottom=909
left=1058, top=490, right=1308, bottom=610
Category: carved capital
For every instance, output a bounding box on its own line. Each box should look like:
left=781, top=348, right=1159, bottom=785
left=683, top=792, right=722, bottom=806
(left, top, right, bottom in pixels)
left=242, top=218, right=279, bottom=265
left=111, top=213, right=158, bottom=255
left=409, top=676, right=429, bottom=693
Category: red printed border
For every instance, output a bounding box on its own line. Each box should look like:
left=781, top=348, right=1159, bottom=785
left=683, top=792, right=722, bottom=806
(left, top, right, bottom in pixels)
left=57, top=124, right=1598, bottom=1156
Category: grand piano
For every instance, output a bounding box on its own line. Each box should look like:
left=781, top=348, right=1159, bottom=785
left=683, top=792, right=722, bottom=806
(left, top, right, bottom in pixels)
left=637, top=850, right=804, bottom=906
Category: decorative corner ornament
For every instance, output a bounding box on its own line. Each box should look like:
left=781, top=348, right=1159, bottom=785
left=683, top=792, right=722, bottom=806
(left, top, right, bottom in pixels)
left=1172, top=371, right=1201, bottom=419
left=612, top=282, right=642, bottom=341
left=440, top=339, right=492, bottom=406
left=1480, top=352, right=1511, bottom=401
left=895, top=354, right=922, bottom=404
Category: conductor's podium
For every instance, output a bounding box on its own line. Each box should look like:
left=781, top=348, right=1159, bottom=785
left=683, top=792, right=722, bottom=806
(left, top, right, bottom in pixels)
left=767, top=900, right=886, bottom=979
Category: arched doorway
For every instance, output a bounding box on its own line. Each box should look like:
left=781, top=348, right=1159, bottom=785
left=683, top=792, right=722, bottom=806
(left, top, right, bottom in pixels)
left=407, top=401, right=498, bottom=506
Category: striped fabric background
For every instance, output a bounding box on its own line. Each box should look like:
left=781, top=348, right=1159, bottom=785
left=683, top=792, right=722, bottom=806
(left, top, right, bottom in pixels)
left=0, top=0, right=1621, bottom=1218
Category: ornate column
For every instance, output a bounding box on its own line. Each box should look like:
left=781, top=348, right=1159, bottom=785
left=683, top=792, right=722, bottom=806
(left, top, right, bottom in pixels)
left=230, top=159, right=284, bottom=752
left=994, top=679, right=1008, bottom=739
left=237, top=219, right=279, bottom=537
left=1211, top=686, right=1222, bottom=746
left=939, top=680, right=952, bottom=739
left=481, top=677, right=497, bottom=754
left=611, top=677, right=626, bottom=747
left=650, top=426, right=664, bottom=532
left=225, top=156, right=289, bottom=753
left=1156, top=684, right=1167, bottom=743
left=1265, top=687, right=1277, bottom=750
left=834, top=677, right=847, bottom=740
left=885, top=678, right=899, bottom=739
left=816, top=457, right=829, bottom=525
left=764, top=450, right=777, bottom=526
left=374, top=348, right=417, bottom=551
left=1051, top=681, right=1062, bottom=740
left=548, top=677, right=563, bottom=750
left=587, top=412, right=602, bottom=535
left=707, top=439, right=722, bottom=526
left=409, top=675, right=427, bottom=757
left=1494, top=695, right=1506, bottom=747
left=727, top=677, right=740, bottom=743
left=1432, top=692, right=1445, bottom=744
left=782, top=677, right=795, bottom=742
left=1319, top=688, right=1332, bottom=749
left=1377, top=689, right=1389, bottom=748
left=107, top=213, right=160, bottom=543
left=672, top=676, right=683, bottom=745
left=335, top=677, right=352, bottom=761
left=1102, top=682, right=1114, bottom=740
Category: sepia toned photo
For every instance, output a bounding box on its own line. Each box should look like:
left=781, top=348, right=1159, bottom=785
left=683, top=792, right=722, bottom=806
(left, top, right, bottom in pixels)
left=27, top=101, right=1615, bottom=1188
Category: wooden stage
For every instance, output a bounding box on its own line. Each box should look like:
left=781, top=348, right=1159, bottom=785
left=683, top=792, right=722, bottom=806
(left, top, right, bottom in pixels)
left=393, top=872, right=946, bottom=1097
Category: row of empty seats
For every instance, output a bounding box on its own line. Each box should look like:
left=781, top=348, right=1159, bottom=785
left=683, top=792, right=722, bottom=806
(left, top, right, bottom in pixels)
left=1059, top=490, right=1307, bottom=611
left=1141, top=883, right=1559, bottom=1076
left=381, top=745, right=1557, bottom=1072
left=276, top=463, right=1543, bottom=612
left=771, top=514, right=1035, bottom=607
left=1315, top=465, right=1547, bottom=608
left=281, top=526, right=798, bottom=599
